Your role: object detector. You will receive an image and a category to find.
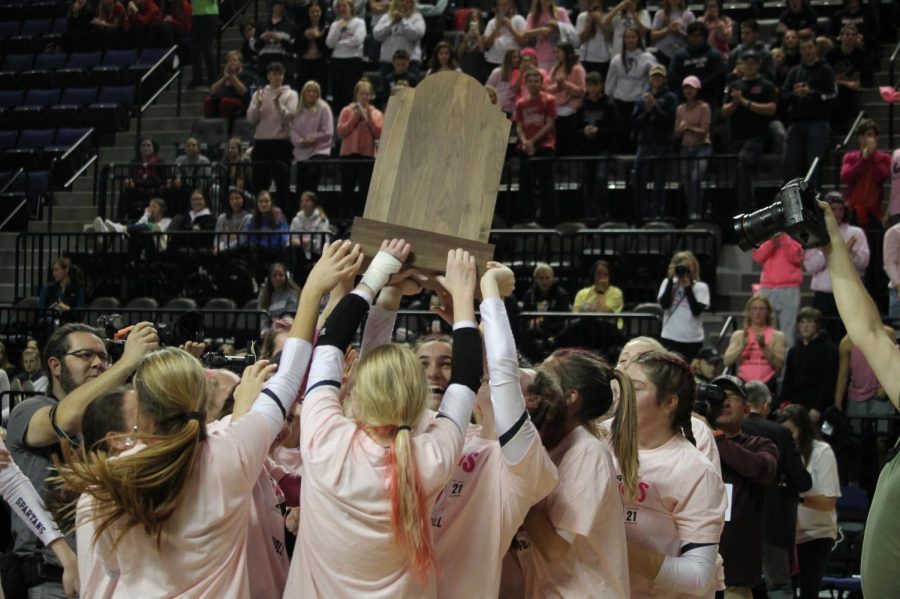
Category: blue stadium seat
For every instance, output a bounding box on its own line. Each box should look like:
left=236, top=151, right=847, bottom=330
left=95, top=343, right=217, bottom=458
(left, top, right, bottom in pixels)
left=19, top=18, right=51, bottom=36
left=88, top=85, right=135, bottom=139
left=93, top=49, right=139, bottom=86
left=0, top=129, right=16, bottom=150
left=0, top=71, right=17, bottom=90
left=48, top=86, right=97, bottom=127
left=53, top=127, right=91, bottom=147
left=45, top=127, right=92, bottom=181
left=50, top=17, right=66, bottom=34
left=0, top=4, right=23, bottom=22
left=66, top=51, right=101, bottom=69
left=58, top=86, right=97, bottom=106
left=12, top=89, right=60, bottom=128
left=0, top=90, right=23, bottom=109
left=18, top=129, right=54, bottom=148
left=4, top=34, right=38, bottom=54
left=20, top=69, right=53, bottom=89
left=0, top=19, right=21, bottom=37
left=0, top=53, right=33, bottom=72
left=23, top=1, right=64, bottom=20
left=33, top=51, right=66, bottom=71
left=102, top=49, right=138, bottom=67
left=0, top=148, right=38, bottom=170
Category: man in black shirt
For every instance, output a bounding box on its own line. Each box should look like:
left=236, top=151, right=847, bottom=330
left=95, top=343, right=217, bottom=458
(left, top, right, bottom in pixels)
left=728, top=20, right=775, bottom=81
left=826, top=24, right=868, bottom=135
left=722, top=49, right=777, bottom=212
left=576, top=71, right=620, bottom=219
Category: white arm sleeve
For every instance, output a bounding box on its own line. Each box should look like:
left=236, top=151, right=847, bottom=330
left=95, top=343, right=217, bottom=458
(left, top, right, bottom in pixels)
left=359, top=304, right=397, bottom=359
left=250, top=338, right=313, bottom=430
left=0, top=440, right=63, bottom=547
left=479, top=298, right=537, bottom=463
left=653, top=544, right=718, bottom=596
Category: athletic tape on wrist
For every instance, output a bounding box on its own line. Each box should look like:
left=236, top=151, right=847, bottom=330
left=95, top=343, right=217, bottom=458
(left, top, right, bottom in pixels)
left=360, top=251, right=403, bottom=293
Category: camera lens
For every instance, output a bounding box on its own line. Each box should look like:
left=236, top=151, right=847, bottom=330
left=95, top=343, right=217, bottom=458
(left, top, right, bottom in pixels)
left=732, top=202, right=787, bottom=251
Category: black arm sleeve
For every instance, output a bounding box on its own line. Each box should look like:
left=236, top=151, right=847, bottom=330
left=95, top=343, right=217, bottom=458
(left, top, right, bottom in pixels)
left=317, top=293, right=370, bottom=350
left=658, top=278, right=674, bottom=309
left=684, top=284, right=708, bottom=316
left=449, top=327, right=484, bottom=393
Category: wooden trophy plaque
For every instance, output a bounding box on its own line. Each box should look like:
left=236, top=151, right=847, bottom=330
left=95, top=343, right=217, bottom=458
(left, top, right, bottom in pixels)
left=351, top=71, right=511, bottom=273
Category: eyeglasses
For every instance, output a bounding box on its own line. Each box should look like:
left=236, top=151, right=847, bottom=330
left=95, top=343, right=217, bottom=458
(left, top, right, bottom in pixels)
left=64, top=349, right=111, bottom=365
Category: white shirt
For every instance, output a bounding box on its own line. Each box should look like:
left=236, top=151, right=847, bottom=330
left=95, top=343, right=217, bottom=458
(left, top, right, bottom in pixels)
left=576, top=11, right=611, bottom=64
left=797, top=439, right=840, bottom=544
left=483, top=14, right=526, bottom=65
left=658, top=278, right=710, bottom=343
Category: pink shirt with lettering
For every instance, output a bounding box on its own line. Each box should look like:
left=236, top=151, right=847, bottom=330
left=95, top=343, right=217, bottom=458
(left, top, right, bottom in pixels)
left=286, top=345, right=470, bottom=598
left=619, top=434, right=726, bottom=598
left=432, top=426, right=557, bottom=598
left=515, top=426, right=630, bottom=598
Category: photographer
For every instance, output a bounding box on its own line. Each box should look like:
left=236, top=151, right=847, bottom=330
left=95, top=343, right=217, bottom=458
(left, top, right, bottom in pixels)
left=6, top=321, right=159, bottom=597
left=657, top=250, right=709, bottom=361
left=819, top=198, right=900, bottom=598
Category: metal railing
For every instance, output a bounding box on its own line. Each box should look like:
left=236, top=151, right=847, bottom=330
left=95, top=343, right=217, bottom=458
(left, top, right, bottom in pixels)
left=47, top=128, right=100, bottom=229
left=0, top=168, right=26, bottom=231
left=134, top=46, right=183, bottom=154
left=217, top=0, right=259, bottom=74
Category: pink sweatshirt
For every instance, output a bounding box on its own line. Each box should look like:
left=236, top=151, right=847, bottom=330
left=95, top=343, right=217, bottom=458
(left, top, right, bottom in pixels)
left=289, top=101, right=334, bottom=161
left=890, top=149, right=900, bottom=217
left=675, top=101, right=711, bottom=147
left=337, top=103, right=383, bottom=157
left=546, top=63, right=586, bottom=114
left=246, top=85, right=299, bottom=140
left=751, top=234, right=804, bottom=288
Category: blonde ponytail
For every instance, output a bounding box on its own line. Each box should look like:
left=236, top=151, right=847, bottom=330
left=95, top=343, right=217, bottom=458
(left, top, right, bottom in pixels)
left=389, top=427, right=436, bottom=580
left=610, top=370, right=639, bottom=501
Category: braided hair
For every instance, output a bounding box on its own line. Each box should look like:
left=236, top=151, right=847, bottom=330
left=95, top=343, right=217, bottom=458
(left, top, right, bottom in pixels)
left=632, top=350, right=697, bottom=446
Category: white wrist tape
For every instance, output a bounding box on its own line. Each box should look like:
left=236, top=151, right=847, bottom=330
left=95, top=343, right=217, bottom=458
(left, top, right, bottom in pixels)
left=361, top=251, right=403, bottom=294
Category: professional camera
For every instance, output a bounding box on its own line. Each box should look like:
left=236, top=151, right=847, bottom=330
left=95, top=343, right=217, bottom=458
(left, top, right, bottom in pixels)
left=200, top=352, right=255, bottom=374
left=674, top=264, right=691, bottom=278
left=97, top=311, right=206, bottom=357
left=694, top=382, right=726, bottom=421
left=732, top=177, right=828, bottom=251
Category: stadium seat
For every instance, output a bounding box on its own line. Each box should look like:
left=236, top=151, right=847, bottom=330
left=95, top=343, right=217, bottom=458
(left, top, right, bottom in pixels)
left=12, top=88, right=60, bottom=128
left=23, top=2, right=64, bottom=20
left=45, top=126, right=92, bottom=179
left=50, top=17, right=66, bottom=35
left=203, top=297, right=237, bottom=337
left=4, top=34, right=38, bottom=54
left=92, top=48, right=138, bottom=86
left=47, top=86, right=97, bottom=127
left=0, top=53, right=33, bottom=72
left=0, top=19, right=21, bottom=38
left=0, top=90, right=23, bottom=128
left=190, top=118, right=228, bottom=160
left=230, top=118, right=255, bottom=144
left=87, top=85, right=135, bottom=139
left=1, top=128, right=53, bottom=170
left=0, top=129, right=16, bottom=150
left=33, top=51, right=66, bottom=71
left=19, top=18, right=51, bottom=36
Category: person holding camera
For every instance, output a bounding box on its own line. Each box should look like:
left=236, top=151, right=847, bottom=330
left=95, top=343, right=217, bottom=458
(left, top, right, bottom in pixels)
left=6, top=321, right=159, bottom=598
left=657, top=250, right=709, bottom=361
left=723, top=295, right=786, bottom=393
left=204, top=50, right=257, bottom=120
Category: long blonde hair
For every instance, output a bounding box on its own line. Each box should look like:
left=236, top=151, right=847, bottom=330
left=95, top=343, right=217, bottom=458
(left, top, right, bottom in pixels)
left=352, top=344, right=435, bottom=580
left=299, top=80, right=326, bottom=112
left=56, top=348, right=209, bottom=547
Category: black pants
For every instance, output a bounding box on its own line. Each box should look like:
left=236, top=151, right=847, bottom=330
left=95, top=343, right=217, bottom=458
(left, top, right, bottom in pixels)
left=661, top=338, right=703, bottom=361
left=330, top=57, right=363, bottom=109
left=519, top=148, right=555, bottom=223
left=251, top=139, right=293, bottom=203
left=191, top=14, right=218, bottom=85
left=581, top=60, right=610, bottom=79
left=613, top=98, right=636, bottom=153
left=296, top=155, right=327, bottom=196
left=296, top=56, right=329, bottom=96
left=796, top=537, right=832, bottom=599
left=340, top=154, right=374, bottom=218
left=555, top=113, right=578, bottom=157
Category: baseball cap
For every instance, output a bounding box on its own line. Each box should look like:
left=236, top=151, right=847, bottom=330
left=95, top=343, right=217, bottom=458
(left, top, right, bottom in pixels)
left=682, top=75, right=701, bottom=89
left=521, top=48, right=538, bottom=57
left=649, top=64, right=667, bottom=77
left=741, top=48, right=761, bottom=62
left=697, top=347, right=721, bottom=363
left=710, top=375, right=747, bottom=399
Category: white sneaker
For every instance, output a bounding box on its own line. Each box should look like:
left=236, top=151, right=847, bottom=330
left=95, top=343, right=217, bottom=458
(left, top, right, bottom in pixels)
left=108, top=220, right=127, bottom=234
left=93, top=216, right=108, bottom=233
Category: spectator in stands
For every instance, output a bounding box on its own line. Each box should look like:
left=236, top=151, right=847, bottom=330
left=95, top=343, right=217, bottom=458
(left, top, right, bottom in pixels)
left=258, top=262, right=300, bottom=331
left=514, top=48, right=548, bottom=102
left=779, top=29, right=802, bottom=71
left=169, top=189, right=216, bottom=231
left=776, top=0, right=818, bottom=40
left=675, top=75, right=711, bottom=220
left=337, top=78, right=383, bottom=217
left=606, top=0, right=650, bottom=60
left=668, top=21, right=726, bottom=106
left=884, top=220, right=900, bottom=320
left=13, top=348, right=50, bottom=394
left=456, top=9, right=489, bottom=83
left=723, top=295, right=786, bottom=392
left=777, top=404, right=841, bottom=599
left=830, top=0, right=879, bottom=66
left=254, top=0, right=297, bottom=76
left=752, top=233, right=803, bottom=348
left=781, top=307, right=839, bottom=422
left=649, top=0, right=695, bottom=66
left=514, top=68, right=557, bottom=222
left=221, top=137, right=252, bottom=188
left=425, top=41, right=459, bottom=76
left=0, top=342, right=14, bottom=378
left=373, top=0, right=426, bottom=80
left=697, top=0, right=731, bottom=58
left=780, top=35, right=836, bottom=189
left=290, top=191, right=331, bottom=261
left=547, top=42, right=586, bottom=156
left=290, top=80, right=334, bottom=196
left=326, top=0, right=366, bottom=112
left=691, top=346, right=721, bottom=383
left=241, top=20, right=260, bottom=71
left=524, top=0, right=571, bottom=70
left=190, top=0, right=219, bottom=89
left=92, top=0, right=129, bottom=50
left=215, top=188, right=253, bottom=253
left=522, top=262, right=570, bottom=314
left=161, top=0, right=192, bottom=55
left=483, top=0, right=527, bottom=74
left=840, top=119, right=891, bottom=227
left=632, top=63, right=677, bottom=221
left=604, top=26, right=656, bottom=152
left=67, top=0, right=97, bottom=50
left=742, top=380, right=813, bottom=599
left=295, top=1, right=329, bottom=94
left=118, top=137, right=163, bottom=221
left=728, top=20, right=775, bottom=80
left=174, top=136, right=211, bottom=196
left=247, top=62, right=298, bottom=201
left=576, top=71, right=619, bottom=218
left=381, top=49, right=421, bottom=105
left=576, top=0, right=612, bottom=78
left=804, top=193, right=869, bottom=322
left=836, top=327, right=898, bottom=428
left=7, top=322, right=158, bottom=598
left=658, top=250, right=708, bottom=360
left=37, top=257, right=86, bottom=327
left=826, top=25, right=868, bottom=136
left=204, top=51, right=256, bottom=120
left=723, top=49, right=778, bottom=213
left=573, top=259, right=624, bottom=314
left=487, top=48, right=521, bottom=114
left=711, top=374, right=778, bottom=599
left=127, top=0, right=173, bottom=48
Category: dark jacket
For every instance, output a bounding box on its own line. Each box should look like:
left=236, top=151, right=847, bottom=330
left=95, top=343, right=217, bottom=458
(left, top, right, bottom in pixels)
left=575, top=95, right=620, bottom=154
left=781, top=333, right=839, bottom=412
left=522, top=283, right=571, bottom=312
left=632, top=86, right=677, bottom=146
left=742, top=413, right=813, bottom=548
left=668, top=43, right=726, bottom=105
left=780, top=59, right=837, bottom=123
left=718, top=432, right=778, bottom=586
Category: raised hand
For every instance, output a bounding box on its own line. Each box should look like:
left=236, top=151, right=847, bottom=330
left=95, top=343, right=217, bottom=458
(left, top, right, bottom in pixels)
left=359, top=238, right=411, bottom=294
left=306, top=240, right=364, bottom=296
left=481, top=261, right=515, bottom=298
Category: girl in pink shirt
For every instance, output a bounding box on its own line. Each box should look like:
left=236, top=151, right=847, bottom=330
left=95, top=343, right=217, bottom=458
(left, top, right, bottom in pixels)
left=60, top=241, right=363, bottom=599
left=286, top=245, right=484, bottom=597
left=723, top=295, right=786, bottom=391
left=524, top=0, right=571, bottom=69
left=546, top=42, right=586, bottom=155
left=513, top=347, right=639, bottom=597
left=337, top=78, right=383, bottom=216
left=623, top=351, right=727, bottom=598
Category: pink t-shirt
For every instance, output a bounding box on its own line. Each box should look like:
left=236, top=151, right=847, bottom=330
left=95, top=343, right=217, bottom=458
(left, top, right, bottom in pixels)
left=620, top=434, right=726, bottom=598
left=847, top=344, right=882, bottom=402
left=515, top=426, right=630, bottom=598
left=432, top=427, right=557, bottom=598
left=526, top=7, right=571, bottom=69
left=76, top=494, right=117, bottom=599
left=286, top=346, right=470, bottom=598
left=737, top=327, right=778, bottom=384
left=77, top=411, right=281, bottom=598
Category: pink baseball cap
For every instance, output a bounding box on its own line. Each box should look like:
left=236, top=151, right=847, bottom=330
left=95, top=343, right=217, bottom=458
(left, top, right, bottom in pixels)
left=682, top=75, right=701, bottom=89
left=520, top=48, right=538, bottom=57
